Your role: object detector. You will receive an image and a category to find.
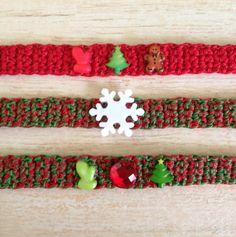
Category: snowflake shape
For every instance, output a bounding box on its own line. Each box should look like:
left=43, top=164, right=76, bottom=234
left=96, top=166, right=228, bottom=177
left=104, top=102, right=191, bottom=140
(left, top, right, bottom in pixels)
left=89, top=88, right=145, bottom=137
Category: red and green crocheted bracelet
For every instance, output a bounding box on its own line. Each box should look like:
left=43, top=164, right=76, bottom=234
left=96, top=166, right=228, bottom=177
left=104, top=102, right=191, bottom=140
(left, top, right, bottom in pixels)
left=1, top=97, right=235, bottom=129
left=0, top=43, right=236, bottom=76
left=0, top=155, right=235, bottom=189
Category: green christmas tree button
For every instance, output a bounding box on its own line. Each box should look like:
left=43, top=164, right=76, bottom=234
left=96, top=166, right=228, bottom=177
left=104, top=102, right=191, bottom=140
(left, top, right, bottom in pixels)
left=106, top=46, right=129, bottom=75
left=150, top=159, right=174, bottom=188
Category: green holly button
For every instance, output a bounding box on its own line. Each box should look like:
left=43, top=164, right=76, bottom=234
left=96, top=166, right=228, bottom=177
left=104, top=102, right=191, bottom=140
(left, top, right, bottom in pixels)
left=76, top=161, right=97, bottom=190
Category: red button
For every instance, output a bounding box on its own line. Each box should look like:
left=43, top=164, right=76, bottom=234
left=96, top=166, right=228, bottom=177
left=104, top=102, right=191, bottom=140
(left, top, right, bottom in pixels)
left=110, top=161, right=137, bottom=188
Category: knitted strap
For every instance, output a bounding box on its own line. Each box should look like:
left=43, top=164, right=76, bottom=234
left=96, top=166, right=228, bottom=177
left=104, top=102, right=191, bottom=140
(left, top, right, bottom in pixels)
left=0, top=43, right=236, bottom=76
left=0, top=155, right=235, bottom=189
left=0, top=97, right=235, bottom=128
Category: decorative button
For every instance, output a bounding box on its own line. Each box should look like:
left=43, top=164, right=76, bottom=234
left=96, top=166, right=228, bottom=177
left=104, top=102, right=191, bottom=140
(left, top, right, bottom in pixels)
left=150, top=159, right=173, bottom=188
left=89, top=88, right=144, bottom=137
left=144, top=44, right=164, bottom=74
left=106, top=46, right=129, bottom=74
left=76, top=160, right=97, bottom=190
left=72, top=47, right=91, bottom=74
left=110, top=161, right=137, bottom=188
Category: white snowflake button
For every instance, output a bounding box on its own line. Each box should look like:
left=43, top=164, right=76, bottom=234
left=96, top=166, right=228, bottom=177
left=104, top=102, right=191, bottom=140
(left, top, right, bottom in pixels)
left=89, top=88, right=145, bottom=137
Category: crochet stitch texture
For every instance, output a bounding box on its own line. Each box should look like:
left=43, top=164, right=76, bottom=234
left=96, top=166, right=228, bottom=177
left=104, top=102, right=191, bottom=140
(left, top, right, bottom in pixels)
left=0, top=155, right=235, bottom=188
left=0, top=43, right=235, bottom=76
left=0, top=97, right=235, bottom=128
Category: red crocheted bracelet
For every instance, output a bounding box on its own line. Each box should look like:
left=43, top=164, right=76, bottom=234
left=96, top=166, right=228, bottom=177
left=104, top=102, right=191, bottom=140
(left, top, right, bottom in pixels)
left=1, top=97, right=235, bottom=129
left=0, top=43, right=236, bottom=76
left=0, top=155, right=235, bottom=189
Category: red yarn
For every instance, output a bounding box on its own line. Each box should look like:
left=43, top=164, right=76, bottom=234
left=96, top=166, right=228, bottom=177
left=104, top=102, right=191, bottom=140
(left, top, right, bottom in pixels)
left=0, top=155, right=235, bottom=189
left=0, top=43, right=235, bottom=76
left=0, top=97, right=235, bottom=128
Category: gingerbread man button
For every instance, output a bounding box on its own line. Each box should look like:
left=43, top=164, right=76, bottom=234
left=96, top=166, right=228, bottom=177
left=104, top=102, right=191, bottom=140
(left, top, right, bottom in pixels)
left=144, top=44, right=165, bottom=74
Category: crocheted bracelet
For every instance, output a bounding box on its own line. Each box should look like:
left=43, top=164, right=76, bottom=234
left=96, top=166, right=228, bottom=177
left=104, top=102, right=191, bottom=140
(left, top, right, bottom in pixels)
left=0, top=155, right=235, bottom=189
left=0, top=97, right=235, bottom=129
left=0, top=43, right=236, bottom=76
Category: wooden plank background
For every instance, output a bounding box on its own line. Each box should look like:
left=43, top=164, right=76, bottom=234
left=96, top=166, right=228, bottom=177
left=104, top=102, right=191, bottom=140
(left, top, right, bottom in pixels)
left=0, top=0, right=236, bottom=236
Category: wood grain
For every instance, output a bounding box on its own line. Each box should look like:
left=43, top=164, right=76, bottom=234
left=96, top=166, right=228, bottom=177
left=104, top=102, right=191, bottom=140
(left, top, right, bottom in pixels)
left=0, top=186, right=236, bottom=237
left=0, top=127, right=236, bottom=156
left=0, top=0, right=236, bottom=237
left=0, top=0, right=236, bottom=45
left=1, top=74, right=236, bottom=99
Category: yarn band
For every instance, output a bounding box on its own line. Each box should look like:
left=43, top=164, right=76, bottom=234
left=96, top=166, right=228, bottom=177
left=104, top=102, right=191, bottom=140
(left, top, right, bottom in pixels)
left=0, top=97, right=235, bottom=128
left=0, top=155, right=235, bottom=189
left=0, top=43, right=236, bottom=76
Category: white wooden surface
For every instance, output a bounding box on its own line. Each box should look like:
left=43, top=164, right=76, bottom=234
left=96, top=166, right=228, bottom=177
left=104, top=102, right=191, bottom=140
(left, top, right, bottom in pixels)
left=0, top=1, right=236, bottom=237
